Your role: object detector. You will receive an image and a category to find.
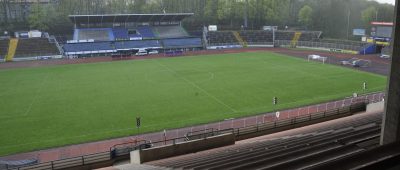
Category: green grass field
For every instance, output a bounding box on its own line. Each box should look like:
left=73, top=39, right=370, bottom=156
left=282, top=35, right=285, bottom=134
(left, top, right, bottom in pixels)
left=0, top=51, right=386, bottom=156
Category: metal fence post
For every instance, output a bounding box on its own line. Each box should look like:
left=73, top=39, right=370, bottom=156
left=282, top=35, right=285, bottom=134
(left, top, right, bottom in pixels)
left=257, top=123, right=259, bottom=132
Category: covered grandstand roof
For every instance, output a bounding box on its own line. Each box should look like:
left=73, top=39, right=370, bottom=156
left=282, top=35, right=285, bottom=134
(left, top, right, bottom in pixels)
left=69, top=13, right=194, bottom=24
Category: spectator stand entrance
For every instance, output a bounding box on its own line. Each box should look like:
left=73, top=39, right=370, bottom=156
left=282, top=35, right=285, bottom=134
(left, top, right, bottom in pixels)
left=63, top=13, right=204, bottom=58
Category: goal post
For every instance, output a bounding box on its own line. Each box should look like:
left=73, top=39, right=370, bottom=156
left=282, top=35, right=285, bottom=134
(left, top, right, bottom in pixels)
left=307, top=55, right=328, bottom=64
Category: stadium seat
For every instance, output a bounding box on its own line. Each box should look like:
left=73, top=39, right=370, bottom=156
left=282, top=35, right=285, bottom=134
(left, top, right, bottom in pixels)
left=75, top=28, right=114, bottom=41
left=239, top=31, right=273, bottom=44
left=207, top=31, right=240, bottom=45
left=136, top=26, right=156, bottom=39
left=0, top=39, right=9, bottom=59
left=162, top=38, right=202, bottom=48
left=152, top=25, right=189, bottom=38
left=63, top=42, right=114, bottom=54
left=147, top=112, right=382, bottom=169
left=114, top=40, right=161, bottom=50
left=14, top=38, right=59, bottom=58
left=113, top=28, right=129, bottom=40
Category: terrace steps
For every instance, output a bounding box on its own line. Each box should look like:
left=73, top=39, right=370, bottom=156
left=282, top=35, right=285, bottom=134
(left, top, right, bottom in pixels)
left=5, top=38, right=18, bottom=61
left=233, top=31, right=247, bottom=47
left=290, top=32, right=302, bottom=48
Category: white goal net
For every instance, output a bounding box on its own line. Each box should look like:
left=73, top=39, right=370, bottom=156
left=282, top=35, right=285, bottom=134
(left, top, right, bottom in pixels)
left=308, top=55, right=328, bottom=64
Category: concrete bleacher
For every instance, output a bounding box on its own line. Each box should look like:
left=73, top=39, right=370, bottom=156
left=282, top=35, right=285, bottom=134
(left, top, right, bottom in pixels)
left=0, top=39, right=9, bottom=59
left=14, top=38, right=59, bottom=58
left=275, top=31, right=296, bottom=41
left=146, top=112, right=382, bottom=169
left=239, top=31, right=273, bottom=44
left=298, top=31, right=321, bottom=41
left=207, top=31, right=239, bottom=45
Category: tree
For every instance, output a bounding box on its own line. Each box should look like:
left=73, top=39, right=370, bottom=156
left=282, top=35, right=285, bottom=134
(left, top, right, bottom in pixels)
left=361, top=6, right=377, bottom=26
left=28, top=4, right=50, bottom=31
left=298, top=5, right=313, bottom=29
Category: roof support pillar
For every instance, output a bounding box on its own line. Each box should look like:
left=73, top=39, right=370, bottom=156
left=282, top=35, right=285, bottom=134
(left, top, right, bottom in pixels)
left=381, top=0, right=400, bottom=145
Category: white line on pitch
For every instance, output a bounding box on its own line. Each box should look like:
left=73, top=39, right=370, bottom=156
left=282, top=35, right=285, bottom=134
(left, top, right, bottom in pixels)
left=153, top=60, right=237, bottom=113
left=23, top=73, right=50, bottom=116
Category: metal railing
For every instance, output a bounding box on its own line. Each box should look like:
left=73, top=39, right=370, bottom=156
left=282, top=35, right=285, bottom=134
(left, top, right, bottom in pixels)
left=109, top=100, right=367, bottom=157
left=274, top=40, right=364, bottom=51
left=5, top=151, right=110, bottom=170
left=246, top=42, right=274, bottom=46
left=5, top=99, right=369, bottom=170
left=208, top=42, right=241, bottom=46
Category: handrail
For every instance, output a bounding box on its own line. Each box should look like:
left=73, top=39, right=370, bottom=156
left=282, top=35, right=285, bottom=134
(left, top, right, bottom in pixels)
left=7, top=100, right=370, bottom=170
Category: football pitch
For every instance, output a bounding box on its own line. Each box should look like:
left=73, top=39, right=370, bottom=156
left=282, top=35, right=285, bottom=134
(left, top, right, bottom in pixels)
left=0, top=52, right=386, bottom=155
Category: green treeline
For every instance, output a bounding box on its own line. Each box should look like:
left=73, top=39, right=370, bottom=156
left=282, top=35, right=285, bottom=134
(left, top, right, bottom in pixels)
left=0, top=0, right=394, bottom=39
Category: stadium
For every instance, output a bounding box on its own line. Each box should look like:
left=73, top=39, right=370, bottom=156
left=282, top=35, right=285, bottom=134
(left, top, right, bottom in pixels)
left=0, top=0, right=400, bottom=169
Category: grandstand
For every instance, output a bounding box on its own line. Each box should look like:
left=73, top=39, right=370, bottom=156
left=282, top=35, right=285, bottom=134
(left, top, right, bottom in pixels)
left=0, top=39, right=9, bottom=61
left=239, top=30, right=274, bottom=44
left=13, top=38, right=60, bottom=59
left=63, top=13, right=203, bottom=57
left=162, top=38, right=202, bottom=49
left=207, top=31, right=240, bottom=46
left=152, top=25, right=189, bottom=38
left=0, top=36, right=61, bottom=61
left=207, top=30, right=324, bottom=48
left=147, top=112, right=381, bottom=169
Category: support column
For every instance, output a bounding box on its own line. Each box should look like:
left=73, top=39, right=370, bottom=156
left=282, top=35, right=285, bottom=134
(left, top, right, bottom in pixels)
left=381, top=0, right=400, bottom=145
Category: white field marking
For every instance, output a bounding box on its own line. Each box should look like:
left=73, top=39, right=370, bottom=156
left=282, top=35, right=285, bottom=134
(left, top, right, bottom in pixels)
left=23, top=74, right=50, bottom=116
left=153, top=60, right=237, bottom=113
left=0, top=74, right=49, bottom=119
left=144, top=69, right=215, bottom=84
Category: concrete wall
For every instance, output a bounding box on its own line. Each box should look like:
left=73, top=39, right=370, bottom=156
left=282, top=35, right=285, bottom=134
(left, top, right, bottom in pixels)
left=367, top=101, right=385, bottom=114
left=131, top=133, right=235, bottom=164
left=236, top=112, right=355, bottom=141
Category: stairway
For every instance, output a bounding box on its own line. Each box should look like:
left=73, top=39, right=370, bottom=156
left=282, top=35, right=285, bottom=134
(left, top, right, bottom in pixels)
left=290, top=32, right=302, bottom=48
left=6, top=38, right=18, bottom=62
left=232, top=31, right=247, bottom=47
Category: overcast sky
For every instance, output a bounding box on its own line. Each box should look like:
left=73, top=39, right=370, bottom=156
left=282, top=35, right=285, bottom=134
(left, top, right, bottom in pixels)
left=375, top=0, right=395, bottom=5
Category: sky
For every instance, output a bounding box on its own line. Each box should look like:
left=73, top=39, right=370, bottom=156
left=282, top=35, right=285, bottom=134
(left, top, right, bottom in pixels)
left=375, top=0, right=395, bottom=5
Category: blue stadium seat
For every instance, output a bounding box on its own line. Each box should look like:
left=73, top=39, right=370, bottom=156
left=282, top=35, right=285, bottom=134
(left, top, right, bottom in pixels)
left=153, top=26, right=189, bottom=38
left=74, top=28, right=114, bottom=41
left=113, top=28, right=129, bottom=40
left=162, top=38, right=202, bottom=48
left=63, top=42, right=115, bottom=54
left=114, top=40, right=161, bottom=50
left=137, top=26, right=155, bottom=38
